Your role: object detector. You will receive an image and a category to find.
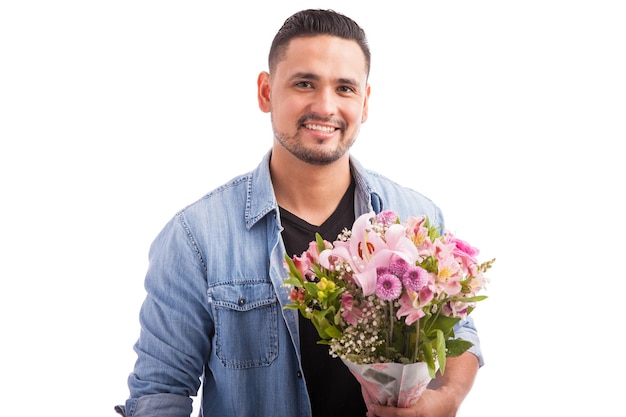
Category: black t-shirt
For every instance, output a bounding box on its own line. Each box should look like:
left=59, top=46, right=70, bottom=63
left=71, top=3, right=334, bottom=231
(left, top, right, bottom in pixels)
left=280, top=179, right=367, bottom=417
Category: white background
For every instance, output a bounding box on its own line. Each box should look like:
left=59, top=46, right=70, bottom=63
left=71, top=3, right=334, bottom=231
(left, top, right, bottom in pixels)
left=1, top=1, right=624, bottom=416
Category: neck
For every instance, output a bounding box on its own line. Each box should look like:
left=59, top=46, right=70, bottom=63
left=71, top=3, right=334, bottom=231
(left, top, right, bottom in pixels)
left=270, top=148, right=352, bottom=226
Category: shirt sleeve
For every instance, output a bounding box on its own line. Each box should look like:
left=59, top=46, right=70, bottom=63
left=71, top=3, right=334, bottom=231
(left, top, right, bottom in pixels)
left=121, top=213, right=211, bottom=416
left=453, top=316, right=484, bottom=367
left=116, top=393, right=193, bottom=417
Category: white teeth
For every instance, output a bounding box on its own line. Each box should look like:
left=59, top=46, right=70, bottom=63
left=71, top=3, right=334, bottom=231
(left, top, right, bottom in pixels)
left=305, top=124, right=335, bottom=133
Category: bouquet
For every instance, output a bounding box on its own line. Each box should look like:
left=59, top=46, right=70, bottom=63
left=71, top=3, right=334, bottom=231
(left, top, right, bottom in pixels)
left=283, top=210, right=494, bottom=407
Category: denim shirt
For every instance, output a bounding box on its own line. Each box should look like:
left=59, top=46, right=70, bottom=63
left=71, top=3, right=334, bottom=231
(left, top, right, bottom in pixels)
left=116, top=151, right=483, bottom=417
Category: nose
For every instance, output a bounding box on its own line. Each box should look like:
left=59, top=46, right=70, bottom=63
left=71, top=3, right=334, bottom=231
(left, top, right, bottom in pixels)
left=309, top=87, right=338, bottom=116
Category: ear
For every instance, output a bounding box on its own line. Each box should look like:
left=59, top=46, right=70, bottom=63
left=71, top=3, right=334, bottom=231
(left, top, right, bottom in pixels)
left=361, top=83, right=371, bottom=123
left=257, top=71, right=271, bottom=113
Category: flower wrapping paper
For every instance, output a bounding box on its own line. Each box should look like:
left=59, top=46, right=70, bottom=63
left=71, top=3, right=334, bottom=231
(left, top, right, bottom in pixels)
left=342, top=360, right=434, bottom=408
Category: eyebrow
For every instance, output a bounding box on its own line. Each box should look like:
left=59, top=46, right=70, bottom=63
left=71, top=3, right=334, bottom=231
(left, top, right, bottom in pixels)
left=289, top=72, right=361, bottom=88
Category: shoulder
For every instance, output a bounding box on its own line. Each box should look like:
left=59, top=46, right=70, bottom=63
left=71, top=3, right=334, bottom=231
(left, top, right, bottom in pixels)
left=177, top=171, right=252, bottom=222
left=352, top=159, right=444, bottom=228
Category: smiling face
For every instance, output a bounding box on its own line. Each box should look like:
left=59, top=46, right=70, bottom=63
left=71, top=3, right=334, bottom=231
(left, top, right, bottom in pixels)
left=258, top=35, right=370, bottom=166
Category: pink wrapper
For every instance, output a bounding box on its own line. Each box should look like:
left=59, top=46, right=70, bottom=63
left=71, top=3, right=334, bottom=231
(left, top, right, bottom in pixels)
left=342, top=360, right=433, bottom=408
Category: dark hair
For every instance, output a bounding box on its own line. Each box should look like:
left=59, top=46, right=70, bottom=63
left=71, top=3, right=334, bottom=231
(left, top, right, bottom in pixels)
left=268, top=9, right=370, bottom=76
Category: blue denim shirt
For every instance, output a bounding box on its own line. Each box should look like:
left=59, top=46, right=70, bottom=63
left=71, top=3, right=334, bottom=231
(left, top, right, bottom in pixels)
left=117, top=151, right=483, bottom=417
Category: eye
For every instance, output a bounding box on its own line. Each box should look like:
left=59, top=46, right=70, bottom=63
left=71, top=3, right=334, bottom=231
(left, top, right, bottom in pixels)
left=338, top=85, right=356, bottom=94
left=295, top=81, right=313, bottom=88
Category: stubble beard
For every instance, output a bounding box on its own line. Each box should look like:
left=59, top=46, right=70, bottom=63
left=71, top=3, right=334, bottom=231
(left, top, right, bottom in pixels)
left=271, top=115, right=357, bottom=166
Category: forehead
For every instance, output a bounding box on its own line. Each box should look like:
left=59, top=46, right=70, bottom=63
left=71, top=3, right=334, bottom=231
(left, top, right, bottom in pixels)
left=274, top=35, right=368, bottom=82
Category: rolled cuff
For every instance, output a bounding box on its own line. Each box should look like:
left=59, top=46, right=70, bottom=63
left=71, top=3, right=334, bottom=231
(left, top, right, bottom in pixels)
left=118, top=393, right=193, bottom=417
left=454, top=316, right=484, bottom=367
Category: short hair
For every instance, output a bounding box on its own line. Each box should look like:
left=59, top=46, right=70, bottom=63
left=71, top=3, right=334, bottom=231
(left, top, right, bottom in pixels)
left=268, top=9, right=370, bottom=77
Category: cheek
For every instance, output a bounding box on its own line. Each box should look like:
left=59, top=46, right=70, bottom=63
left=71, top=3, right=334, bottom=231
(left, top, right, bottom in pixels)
left=274, top=96, right=305, bottom=121
left=346, top=103, right=366, bottom=125
left=271, top=101, right=294, bottom=122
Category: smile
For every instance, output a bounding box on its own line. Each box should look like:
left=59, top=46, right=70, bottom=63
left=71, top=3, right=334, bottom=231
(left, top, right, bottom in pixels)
left=304, top=123, right=337, bottom=133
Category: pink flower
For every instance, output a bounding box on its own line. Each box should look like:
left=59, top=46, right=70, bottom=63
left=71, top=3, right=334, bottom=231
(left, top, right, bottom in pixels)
left=319, top=212, right=419, bottom=296
left=433, top=240, right=462, bottom=295
left=447, top=234, right=479, bottom=257
left=376, top=271, right=402, bottom=301
left=289, top=252, right=312, bottom=280
left=396, top=291, right=425, bottom=325
left=396, top=272, right=436, bottom=325
left=388, top=255, right=409, bottom=277
left=376, top=210, right=400, bottom=227
left=405, top=215, right=433, bottom=252
left=289, top=239, right=334, bottom=281
left=442, top=300, right=470, bottom=319
left=402, top=266, right=428, bottom=292
left=445, top=233, right=480, bottom=273
left=306, top=239, right=333, bottom=264
left=340, top=293, right=363, bottom=326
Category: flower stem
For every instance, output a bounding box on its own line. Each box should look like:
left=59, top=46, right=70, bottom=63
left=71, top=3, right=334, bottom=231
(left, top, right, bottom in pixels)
left=387, top=301, right=394, bottom=358
left=413, top=319, right=420, bottom=363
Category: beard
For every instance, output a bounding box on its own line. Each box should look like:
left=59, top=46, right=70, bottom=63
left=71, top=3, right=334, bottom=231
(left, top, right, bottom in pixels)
left=272, top=113, right=357, bottom=166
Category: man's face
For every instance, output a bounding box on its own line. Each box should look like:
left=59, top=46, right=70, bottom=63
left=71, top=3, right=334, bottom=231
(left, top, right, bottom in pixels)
left=259, top=35, right=370, bottom=165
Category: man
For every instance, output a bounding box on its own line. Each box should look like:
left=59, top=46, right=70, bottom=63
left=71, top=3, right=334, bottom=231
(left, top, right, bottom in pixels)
left=116, top=9, right=483, bottom=417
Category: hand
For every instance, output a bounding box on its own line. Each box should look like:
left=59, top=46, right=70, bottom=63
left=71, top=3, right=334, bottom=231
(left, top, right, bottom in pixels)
left=366, top=353, right=479, bottom=417
left=366, top=388, right=459, bottom=417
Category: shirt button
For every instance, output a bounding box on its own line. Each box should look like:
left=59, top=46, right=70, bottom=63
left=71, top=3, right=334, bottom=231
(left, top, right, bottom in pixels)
left=237, top=297, right=245, bottom=306
left=296, top=371, right=302, bottom=378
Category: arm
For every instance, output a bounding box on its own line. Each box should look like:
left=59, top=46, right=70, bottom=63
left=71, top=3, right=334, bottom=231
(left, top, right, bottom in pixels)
left=366, top=352, right=479, bottom=417
left=119, top=214, right=211, bottom=417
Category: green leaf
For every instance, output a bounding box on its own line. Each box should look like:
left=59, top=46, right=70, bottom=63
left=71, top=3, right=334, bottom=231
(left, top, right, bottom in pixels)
left=311, top=264, right=327, bottom=279
left=310, top=312, right=333, bottom=340
left=434, top=329, right=446, bottom=374
left=452, top=295, right=488, bottom=303
left=315, top=233, right=327, bottom=254
left=312, top=313, right=342, bottom=340
left=333, top=308, right=342, bottom=326
left=420, top=256, right=438, bottom=273
left=424, top=314, right=460, bottom=336
left=424, top=216, right=441, bottom=240
left=283, top=276, right=303, bottom=287
left=324, top=325, right=343, bottom=339
left=302, top=282, right=319, bottom=295
left=421, top=341, right=437, bottom=379
left=284, top=254, right=304, bottom=281
left=445, top=338, right=474, bottom=357
left=326, top=289, right=343, bottom=305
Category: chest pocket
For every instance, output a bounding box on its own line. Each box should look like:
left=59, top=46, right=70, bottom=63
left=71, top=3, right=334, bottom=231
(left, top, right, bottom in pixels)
left=208, top=281, right=279, bottom=368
